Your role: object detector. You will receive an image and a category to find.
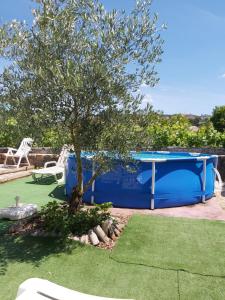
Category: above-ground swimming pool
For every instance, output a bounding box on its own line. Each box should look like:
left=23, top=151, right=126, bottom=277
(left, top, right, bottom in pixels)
left=65, top=152, right=218, bottom=209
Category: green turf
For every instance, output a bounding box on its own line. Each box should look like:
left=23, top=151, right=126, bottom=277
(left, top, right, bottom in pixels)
left=0, top=176, right=65, bottom=209
left=112, top=215, right=225, bottom=277
left=179, top=272, right=225, bottom=300
left=0, top=179, right=225, bottom=299
left=0, top=234, right=178, bottom=300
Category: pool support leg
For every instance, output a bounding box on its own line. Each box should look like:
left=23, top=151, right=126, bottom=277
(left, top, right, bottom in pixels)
left=91, top=161, right=95, bottom=204
left=151, top=161, right=156, bottom=210
left=202, top=159, right=206, bottom=203
left=197, top=156, right=209, bottom=204
left=199, top=158, right=207, bottom=204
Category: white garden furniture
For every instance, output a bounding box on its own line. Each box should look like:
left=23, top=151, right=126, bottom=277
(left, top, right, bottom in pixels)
left=16, top=278, right=134, bottom=300
left=3, top=138, right=33, bottom=168
left=31, top=145, right=69, bottom=183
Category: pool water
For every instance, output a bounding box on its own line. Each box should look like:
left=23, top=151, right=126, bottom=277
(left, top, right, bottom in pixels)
left=131, top=151, right=211, bottom=161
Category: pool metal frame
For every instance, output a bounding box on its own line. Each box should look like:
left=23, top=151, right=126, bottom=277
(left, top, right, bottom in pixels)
left=66, top=151, right=221, bottom=210
left=142, top=155, right=219, bottom=209
left=90, top=154, right=218, bottom=210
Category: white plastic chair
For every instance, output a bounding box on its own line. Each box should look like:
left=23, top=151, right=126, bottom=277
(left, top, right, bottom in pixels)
left=16, top=278, right=134, bottom=300
left=3, top=138, right=33, bottom=168
left=31, top=145, right=69, bottom=183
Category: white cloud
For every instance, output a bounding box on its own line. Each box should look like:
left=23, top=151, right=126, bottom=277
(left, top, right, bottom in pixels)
left=220, top=73, right=225, bottom=79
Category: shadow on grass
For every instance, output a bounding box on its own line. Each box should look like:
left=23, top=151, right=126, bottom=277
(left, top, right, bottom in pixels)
left=0, top=220, right=82, bottom=275
left=25, top=177, right=67, bottom=201
left=0, top=220, right=12, bottom=236
left=26, top=177, right=57, bottom=185
left=49, top=185, right=67, bottom=201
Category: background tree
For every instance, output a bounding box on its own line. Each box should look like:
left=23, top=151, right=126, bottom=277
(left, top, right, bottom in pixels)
left=146, top=114, right=191, bottom=149
left=0, top=0, right=164, bottom=210
left=211, top=105, right=225, bottom=133
left=145, top=114, right=225, bottom=149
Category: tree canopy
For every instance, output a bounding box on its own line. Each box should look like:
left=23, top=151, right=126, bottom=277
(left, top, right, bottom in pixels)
left=211, top=105, right=225, bottom=133
left=0, top=0, right=164, bottom=210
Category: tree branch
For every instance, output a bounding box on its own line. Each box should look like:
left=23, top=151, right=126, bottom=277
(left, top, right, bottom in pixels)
left=83, top=164, right=104, bottom=193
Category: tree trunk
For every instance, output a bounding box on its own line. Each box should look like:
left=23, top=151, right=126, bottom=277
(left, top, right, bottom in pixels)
left=69, top=186, right=83, bottom=213
left=69, top=146, right=84, bottom=213
left=75, top=149, right=83, bottom=193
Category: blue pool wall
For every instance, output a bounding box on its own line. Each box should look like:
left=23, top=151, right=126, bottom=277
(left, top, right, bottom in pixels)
left=65, top=152, right=217, bottom=209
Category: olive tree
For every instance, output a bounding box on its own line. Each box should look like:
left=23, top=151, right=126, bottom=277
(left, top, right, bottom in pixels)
left=0, top=0, right=164, bottom=211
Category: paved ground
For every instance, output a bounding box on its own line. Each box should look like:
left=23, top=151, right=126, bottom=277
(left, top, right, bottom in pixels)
left=0, top=170, right=33, bottom=183
left=0, top=165, right=34, bottom=183
left=110, top=187, right=225, bottom=221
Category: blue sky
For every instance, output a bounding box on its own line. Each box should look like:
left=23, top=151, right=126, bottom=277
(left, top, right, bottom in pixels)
left=0, top=0, right=225, bottom=115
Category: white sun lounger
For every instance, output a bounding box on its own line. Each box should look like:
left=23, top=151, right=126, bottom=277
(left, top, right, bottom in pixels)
left=31, top=145, right=69, bottom=183
left=3, top=138, right=33, bottom=168
left=16, top=278, right=134, bottom=300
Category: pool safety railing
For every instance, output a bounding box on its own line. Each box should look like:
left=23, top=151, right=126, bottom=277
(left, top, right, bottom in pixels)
left=213, top=168, right=223, bottom=191
left=212, top=154, right=223, bottom=191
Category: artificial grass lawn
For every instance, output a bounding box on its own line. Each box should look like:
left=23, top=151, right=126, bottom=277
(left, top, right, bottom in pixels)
left=0, top=235, right=178, bottom=300
left=112, top=215, right=225, bottom=277
left=0, top=178, right=225, bottom=299
left=0, top=176, right=65, bottom=209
